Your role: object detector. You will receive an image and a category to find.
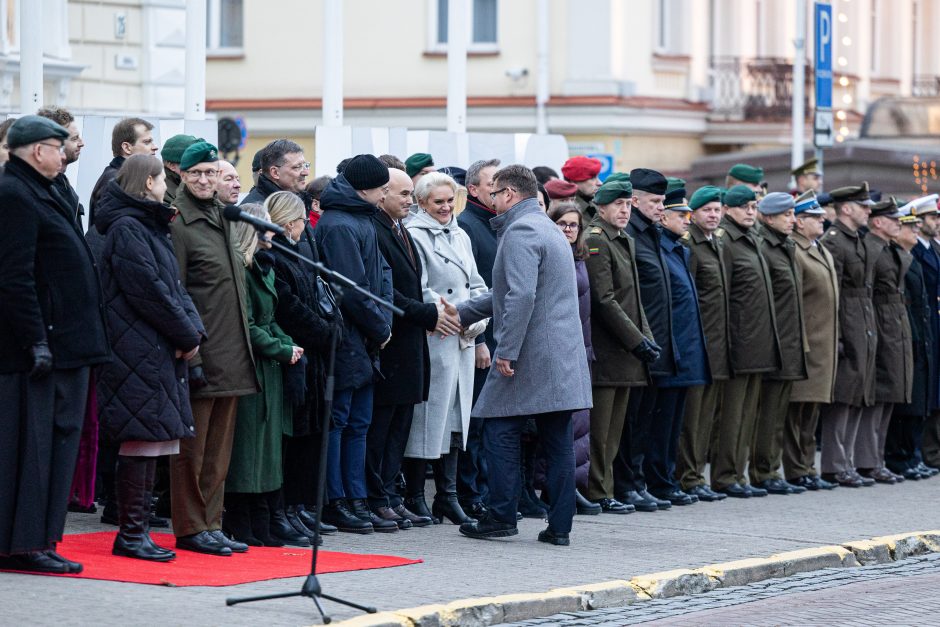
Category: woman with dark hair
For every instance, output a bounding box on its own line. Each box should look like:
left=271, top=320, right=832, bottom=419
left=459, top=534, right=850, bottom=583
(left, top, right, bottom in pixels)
left=304, top=175, right=332, bottom=228
left=537, top=183, right=550, bottom=212
left=94, top=154, right=206, bottom=561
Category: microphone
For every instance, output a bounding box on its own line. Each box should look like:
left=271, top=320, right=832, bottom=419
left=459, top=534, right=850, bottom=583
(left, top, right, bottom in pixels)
left=222, top=205, right=293, bottom=243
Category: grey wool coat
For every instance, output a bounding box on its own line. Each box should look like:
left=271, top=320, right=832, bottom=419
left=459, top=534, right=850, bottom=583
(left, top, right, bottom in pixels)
left=459, top=198, right=593, bottom=418
left=406, top=210, right=489, bottom=458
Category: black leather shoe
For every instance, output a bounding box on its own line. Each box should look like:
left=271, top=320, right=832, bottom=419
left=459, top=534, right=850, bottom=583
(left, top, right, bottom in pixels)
left=901, top=467, right=925, bottom=480
left=322, top=500, right=374, bottom=534
left=812, top=475, right=837, bottom=490
left=784, top=480, right=807, bottom=494
left=175, top=531, right=232, bottom=556
left=461, top=501, right=488, bottom=521
left=432, top=496, right=476, bottom=525
left=594, top=498, right=634, bottom=514
left=714, top=483, right=750, bottom=498
left=850, top=471, right=876, bottom=487
left=650, top=489, right=694, bottom=506
left=686, top=485, right=726, bottom=502
left=754, top=479, right=793, bottom=495
left=269, top=509, right=311, bottom=546
left=790, top=475, right=817, bottom=491
left=916, top=462, right=939, bottom=477
left=537, top=529, right=570, bottom=546
left=393, top=503, right=433, bottom=527
left=210, top=530, right=250, bottom=552
left=67, top=502, right=97, bottom=514
left=404, top=495, right=439, bottom=524
left=44, top=550, right=83, bottom=573
left=0, top=552, right=71, bottom=574
left=285, top=507, right=325, bottom=543
left=638, top=489, right=673, bottom=509
left=295, top=506, right=338, bottom=535
left=148, top=512, right=170, bottom=528
left=349, top=500, right=397, bottom=533
left=374, top=505, right=413, bottom=530
left=743, top=483, right=768, bottom=497
left=620, top=490, right=660, bottom=512
left=822, top=471, right=863, bottom=487
left=575, top=490, right=602, bottom=515
left=99, top=501, right=119, bottom=526
left=459, top=514, right=518, bottom=540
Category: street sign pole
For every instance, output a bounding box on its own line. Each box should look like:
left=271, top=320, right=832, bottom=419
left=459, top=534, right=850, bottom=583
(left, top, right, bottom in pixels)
left=814, top=2, right=833, bottom=181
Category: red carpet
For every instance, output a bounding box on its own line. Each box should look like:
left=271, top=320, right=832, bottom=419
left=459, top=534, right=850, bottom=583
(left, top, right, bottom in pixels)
left=0, top=532, right=421, bottom=587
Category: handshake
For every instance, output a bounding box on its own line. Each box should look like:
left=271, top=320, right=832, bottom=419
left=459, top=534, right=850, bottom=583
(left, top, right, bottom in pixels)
left=433, top=297, right=464, bottom=337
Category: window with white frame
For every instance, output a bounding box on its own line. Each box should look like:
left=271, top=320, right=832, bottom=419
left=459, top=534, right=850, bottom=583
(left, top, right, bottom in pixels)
left=430, top=0, right=498, bottom=53
left=207, top=0, right=243, bottom=55
left=655, top=0, right=685, bottom=55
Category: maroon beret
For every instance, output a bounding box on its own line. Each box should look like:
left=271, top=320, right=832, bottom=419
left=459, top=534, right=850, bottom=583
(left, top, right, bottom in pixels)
left=561, top=156, right=602, bottom=182
left=544, top=178, right=579, bottom=199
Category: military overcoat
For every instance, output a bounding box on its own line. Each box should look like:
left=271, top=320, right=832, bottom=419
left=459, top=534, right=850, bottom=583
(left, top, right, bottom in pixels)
left=685, top=222, right=732, bottom=380
left=760, top=224, right=807, bottom=381
left=867, top=233, right=914, bottom=404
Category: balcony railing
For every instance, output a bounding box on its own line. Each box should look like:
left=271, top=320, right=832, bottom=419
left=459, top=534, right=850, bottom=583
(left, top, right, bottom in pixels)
left=912, top=75, right=940, bottom=98
left=709, top=56, right=811, bottom=122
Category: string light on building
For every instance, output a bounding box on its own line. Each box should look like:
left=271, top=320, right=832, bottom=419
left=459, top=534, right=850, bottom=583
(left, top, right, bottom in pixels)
left=835, top=4, right=852, bottom=143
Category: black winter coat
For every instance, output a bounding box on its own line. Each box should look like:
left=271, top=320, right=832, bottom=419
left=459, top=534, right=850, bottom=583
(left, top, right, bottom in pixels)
left=89, top=156, right=124, bottom=226
left=270, top=226, right=335, bottom=436
left=457, top=196, right=498, bottom=352
left=897, top=256, right=935, bottom=417
left=626, top=210, right=676, bottom=377
left=912, top=241, right=940, bottom=411
left=93, top=181, right=205, bottom=442
left=372, top=210, right=437, bottom=406
left=0, top=156, right=110, bottom=373
left=314, top=174, right=393, bottom=390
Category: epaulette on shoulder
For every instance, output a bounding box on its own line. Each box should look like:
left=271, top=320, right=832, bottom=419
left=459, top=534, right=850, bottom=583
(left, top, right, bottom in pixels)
left=714, top=227, right=725, bottom=238
left=681, top=231, right=691, bottom=241
left=590, top=227, right=603, bottom=235
left=823, top=229, right=838, bottom=238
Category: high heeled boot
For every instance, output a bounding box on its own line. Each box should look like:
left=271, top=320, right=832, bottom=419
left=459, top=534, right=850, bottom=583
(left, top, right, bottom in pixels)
left=432, top=451, right=476, bottom=525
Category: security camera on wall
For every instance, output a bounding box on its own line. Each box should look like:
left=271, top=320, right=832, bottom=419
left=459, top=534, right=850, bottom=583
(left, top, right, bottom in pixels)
left=505, top=67, right=529, bottom=81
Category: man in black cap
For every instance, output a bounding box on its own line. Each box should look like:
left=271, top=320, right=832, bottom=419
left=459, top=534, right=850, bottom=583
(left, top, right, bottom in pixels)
left=0, top=115, right=110, bottom=573
left=819, top=183, right=879, bottom=488
left=315, top=154, right=394, bottom=534
left=612, top=168, right=680, bottom=510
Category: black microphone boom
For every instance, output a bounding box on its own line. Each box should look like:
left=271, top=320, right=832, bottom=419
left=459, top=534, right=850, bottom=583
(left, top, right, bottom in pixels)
left=222, top=204, right=293, bottom=242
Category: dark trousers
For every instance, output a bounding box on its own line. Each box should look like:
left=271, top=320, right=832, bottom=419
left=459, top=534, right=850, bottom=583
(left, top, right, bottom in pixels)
left=885, top=412, right=923, bottom=472
left=457, top=367, right=489, bottom=506
left=613, top=384, right=658, bottom=496
left=282, top=433, right=320, bottom=507
left=587, top=386, right=630, bottom=500
left=0, top=367, right=89, bottom=555
left=783, top=402, right=822, bottom=480
left=483, top=410, right=574, bottom=533
left=677, top=382, right=723, bottom=490
left=326, top=384, right=373, bottom=501
left=366, top=403, right=415, bottom=509
left=170, top=395, right=238, bottom=537
left=644, top=386, right=688, bottom=494
left=711, top=373, right=762, bottom=489
left=750, top=380, right=793, bottom=484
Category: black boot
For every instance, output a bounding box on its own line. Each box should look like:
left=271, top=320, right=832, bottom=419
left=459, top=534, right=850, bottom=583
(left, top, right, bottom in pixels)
left=267, top=491, right=310, bottom=547
left=249, top=492, right=283, bottom=547
left=432, top=451, right=476, bottom=525
left=140, top=458, right=175, bottom=558
left=575, top=489, right=602, bottom=515
left=112, top=456, right=175, bottom=562
left=403, top=494, right=438, bottom=524
left=322, top=499, right=374, bottom=534
left=296, top=505, right=338, bottom=535
left=432, top=495, right=475, bottom=525
left=349, top=498, right=398, bottom=533
left=518, top=440, right=548, bottom=518
left=223, top=493, right=262, bottom=546
left=285, top=505, right=323, bottom=545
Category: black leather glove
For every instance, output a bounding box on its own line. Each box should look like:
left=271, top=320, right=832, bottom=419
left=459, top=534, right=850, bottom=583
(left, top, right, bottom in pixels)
left=29, top=341, right=53, bottom=377
left=632, top=338, right=662, bottom=364
left=188, top=365, right=208, bottom=391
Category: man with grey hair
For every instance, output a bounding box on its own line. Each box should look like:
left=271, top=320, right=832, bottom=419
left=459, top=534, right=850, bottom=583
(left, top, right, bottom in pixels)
left=452, top=164, right=592, bottom=545
left=456, top=157, right=501, bottom=518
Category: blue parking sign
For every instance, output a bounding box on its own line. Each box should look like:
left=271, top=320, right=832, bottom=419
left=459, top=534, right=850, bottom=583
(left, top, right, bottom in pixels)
left=814, top=3, right=832, bottom=110
left=588, top=153, right=615, bottom=182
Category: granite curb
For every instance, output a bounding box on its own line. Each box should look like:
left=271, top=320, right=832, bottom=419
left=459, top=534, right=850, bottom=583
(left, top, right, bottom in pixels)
left=329, top=529, right=940, bottom=627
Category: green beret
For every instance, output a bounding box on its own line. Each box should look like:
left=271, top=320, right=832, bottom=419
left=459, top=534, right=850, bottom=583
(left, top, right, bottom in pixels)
left=405, top=152, right=434, bottom=178
left=161, top=134, right=200, bottom=164
left=689, top=185, right=722, bottom=210
left=723, top=184, right=757, bottom=208
left=604, top=172, right=630, bottom=184
left=728, top=163, right=764, bottom=184
left=593, top=180, right=633, bottom=205
left=179, top=141, right=219, bottom=171
left=665, top=177, right=686, bottom=194
left=6, top=114, right=69, bottom=149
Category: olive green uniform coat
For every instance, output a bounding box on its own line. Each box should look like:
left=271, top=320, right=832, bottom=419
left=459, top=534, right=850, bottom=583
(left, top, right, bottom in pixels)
left=868, top=234, right=914, bottom=404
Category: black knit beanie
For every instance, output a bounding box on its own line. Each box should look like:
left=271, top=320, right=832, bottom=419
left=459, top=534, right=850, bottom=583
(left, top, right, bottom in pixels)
left=343, top=154, right=390, bottom=191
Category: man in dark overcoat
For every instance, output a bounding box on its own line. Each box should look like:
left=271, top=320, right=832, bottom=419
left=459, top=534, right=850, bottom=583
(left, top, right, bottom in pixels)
left=0, top=116, right=110, bottom=573
left=819, top=183, right=879, bottom=488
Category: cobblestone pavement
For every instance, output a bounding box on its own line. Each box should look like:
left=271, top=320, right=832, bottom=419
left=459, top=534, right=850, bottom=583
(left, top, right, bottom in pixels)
left=503, top=553, right=940, bottom=626
left=1, top=473, right=939, bottom=625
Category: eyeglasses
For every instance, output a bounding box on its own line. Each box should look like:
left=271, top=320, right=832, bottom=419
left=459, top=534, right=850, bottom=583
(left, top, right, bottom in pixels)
left=279, top=161, right=310, bottom=172
left=557, top=222, right=580, bottom=231
left=186, top=169, right=219, bottom=180
left=490, top=187, right=511, bottom=200
left=39, top=142, right=65, bottom=154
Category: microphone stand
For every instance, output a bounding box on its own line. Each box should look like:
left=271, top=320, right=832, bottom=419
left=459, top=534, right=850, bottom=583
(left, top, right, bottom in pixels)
left=226, top=228, right=402, bottom=624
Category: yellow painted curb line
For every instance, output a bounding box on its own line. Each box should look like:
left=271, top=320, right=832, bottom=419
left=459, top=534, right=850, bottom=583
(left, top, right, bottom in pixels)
left=330, top=529, right=940, bottom=627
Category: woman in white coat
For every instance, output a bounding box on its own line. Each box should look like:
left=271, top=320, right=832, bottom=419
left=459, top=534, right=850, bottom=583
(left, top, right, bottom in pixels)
left=403, top=172, right=489, bottom=525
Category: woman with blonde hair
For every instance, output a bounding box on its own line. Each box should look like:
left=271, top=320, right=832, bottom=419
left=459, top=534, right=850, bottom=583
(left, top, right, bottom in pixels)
left=404, top=172, right=489, bottom=524
left=223, top=202, right=305, bottom=546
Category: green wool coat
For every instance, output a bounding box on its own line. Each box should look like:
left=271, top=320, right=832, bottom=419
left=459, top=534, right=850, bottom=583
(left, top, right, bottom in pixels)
left=226, top=259, right=295, bottom=494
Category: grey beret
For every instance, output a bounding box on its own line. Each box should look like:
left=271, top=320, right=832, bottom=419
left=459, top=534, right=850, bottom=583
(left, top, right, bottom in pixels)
left=758, top=191, right=795, bottom=215
left=6, top=115, right=69, bottom=149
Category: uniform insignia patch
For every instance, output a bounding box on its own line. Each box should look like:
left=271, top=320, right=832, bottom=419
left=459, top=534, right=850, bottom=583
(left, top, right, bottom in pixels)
left=681, top=231, right=691, bottom=241
left=588, top=247, right=600, bottom=255
left=714, top=227, right=725, bottom=238
left=590, top=227, right=603, bottom=234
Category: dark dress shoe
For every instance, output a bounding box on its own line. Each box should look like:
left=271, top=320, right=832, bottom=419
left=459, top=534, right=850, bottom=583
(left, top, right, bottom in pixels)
left=374, top=506, right=413, bottom=530
left=99, top=502, right=119, bottom=526
left=295, top=506, right=339, bottom=535
left=594, top=498, right=633, bottom=514
left=686, top=485, right=726, bottom=502
left=638, top=489, right=673, bottom=509
left=743, top=483, right=768, bottom=497
left=148, top=512, right=170, bottom=528
left=861, top=468, right=898, bottom=484
left=714, top=483, right=750, bottom=498
left=916, top=462, right=939, bottom=477
left=620, top=490, right=660, bottom=512
left=822, top=471, right=863, bottom=487
left=784, top=480, right=807, bottom=494
left=850, top=471, right=876, bottom=487
left=754, top=479, right=793, bottom=495
left=575, top=490, right=602, bottom=515
left=67, top=502, right=97, bottom=514
left=285, top=507, right=325, bottom=542
left=537, top=529, right=570, bottom=546
left=432, top=496, right=476, bottom=525
left=175, top=531, right=232, bottom=556
left=812, top=475, right=837, bottom=490
left=790, top=475, right=817, bottom=491
left=322, top=500, right=374, bottom=534
left=649, top=489, right=694, bottom=506
left=349, top=499, right=397, bottom=533
left=393, top=504, right=433, bottom=527
left=0, top=552, right=71, bottom=574
left=139, top=534, right=177, bottom=558
left=404, top=495, right=439, bottom=524
left=458, top=513, right=518, bottom=540
left=269, top=509, right=311, bottom=546
left=114, top=532, right=176, bottom=562
left=44, top=550, right=83, bottom=573
left=461, top=501, right=488, bottom=521
left=901, top=467, right=924, bottom=480
left=210, top=530, right=250, bottom=552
